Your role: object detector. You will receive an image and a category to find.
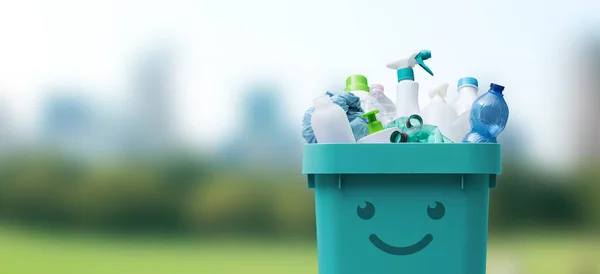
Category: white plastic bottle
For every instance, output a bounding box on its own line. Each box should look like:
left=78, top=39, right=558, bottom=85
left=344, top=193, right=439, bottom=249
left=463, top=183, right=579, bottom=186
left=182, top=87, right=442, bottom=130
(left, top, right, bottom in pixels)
left=447, top=77, right=480, bottom=142
left=453, top=77, right=479, bottom=115
left=366, top=84, right=396, bottom=126
left=311, top=95, right=356, bottom=143
left=448, top=111, right=471, bottom=143
left=420, top=83, right=457, bottom=138
left=386, top=50, right=434, bottom=118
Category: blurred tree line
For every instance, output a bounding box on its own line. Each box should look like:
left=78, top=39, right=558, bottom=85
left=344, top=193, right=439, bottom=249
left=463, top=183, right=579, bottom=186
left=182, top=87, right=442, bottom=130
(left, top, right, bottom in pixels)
left=0, top=152, right=598, bottom=237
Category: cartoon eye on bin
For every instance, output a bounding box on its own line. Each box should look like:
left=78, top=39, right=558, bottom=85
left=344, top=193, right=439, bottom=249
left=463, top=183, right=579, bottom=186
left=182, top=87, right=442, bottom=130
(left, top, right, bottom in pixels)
left=357, top=201, right=375, bottom=220
left=427, top=201, right=445, bottom=220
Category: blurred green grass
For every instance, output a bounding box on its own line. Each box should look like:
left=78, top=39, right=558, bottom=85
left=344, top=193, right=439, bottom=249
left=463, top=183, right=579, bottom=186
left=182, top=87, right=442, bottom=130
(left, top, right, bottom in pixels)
left=1, top=227, right=599, bottom=274
left=0, top=226, right=318, bottom=274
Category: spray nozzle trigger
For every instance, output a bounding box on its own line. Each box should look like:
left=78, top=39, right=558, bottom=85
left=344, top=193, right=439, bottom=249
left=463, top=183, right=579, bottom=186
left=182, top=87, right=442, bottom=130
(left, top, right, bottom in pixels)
left=415, top=50, right=434, bottom=76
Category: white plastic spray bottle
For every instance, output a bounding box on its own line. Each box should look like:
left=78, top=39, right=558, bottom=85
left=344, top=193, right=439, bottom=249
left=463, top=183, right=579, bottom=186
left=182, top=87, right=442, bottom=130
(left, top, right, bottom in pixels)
left=386, top=50, right=434, bottom=118
left=420, top=83, right=457, bottom=138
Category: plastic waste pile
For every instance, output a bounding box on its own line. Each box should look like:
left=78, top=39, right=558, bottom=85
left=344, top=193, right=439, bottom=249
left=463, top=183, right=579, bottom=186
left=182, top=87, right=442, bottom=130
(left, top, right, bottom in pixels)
left=302, top=49, right=510, bottom=144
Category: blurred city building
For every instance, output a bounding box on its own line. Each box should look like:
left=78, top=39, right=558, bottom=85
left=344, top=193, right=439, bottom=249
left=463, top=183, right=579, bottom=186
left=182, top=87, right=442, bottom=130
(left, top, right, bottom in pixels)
left=574, top=36, right=600, bottom=162
left=219, top=82, right=302, bottom=169
left=36, top=46, right=179, bottom=157
left=125, top=46, right=176, bottom=152
left=39, top=88, right=103, bottom=155
left=497, top=123, right=526, bottom=160
left=0, top=98, right=10, bottom=148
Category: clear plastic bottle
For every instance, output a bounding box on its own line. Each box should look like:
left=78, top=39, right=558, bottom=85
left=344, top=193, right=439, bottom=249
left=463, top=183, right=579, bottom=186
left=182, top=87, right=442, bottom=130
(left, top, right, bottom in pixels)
left=463, top=83, right=509, bottom=143
left=366, top=84, right=396, bottom=126
left=311, top=95, right=356, bottom=143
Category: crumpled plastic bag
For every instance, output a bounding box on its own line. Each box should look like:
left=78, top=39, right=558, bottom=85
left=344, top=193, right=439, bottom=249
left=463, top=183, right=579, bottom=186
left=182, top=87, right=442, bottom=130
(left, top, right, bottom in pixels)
left=302, top=91, right=369, bottom=143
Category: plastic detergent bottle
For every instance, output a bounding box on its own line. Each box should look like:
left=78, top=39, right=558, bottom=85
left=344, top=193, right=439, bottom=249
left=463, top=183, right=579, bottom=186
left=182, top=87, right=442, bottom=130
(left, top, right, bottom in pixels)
left=357, top=110, right=400, bottom=143
left=463, top=83, right=509, bottom=143
left=386, top=50, right=434, bottom=118
left=366, top=84, right=396, bottom=125
left=311, top=95, right=356, bottom=143
left=453, top=77, right=480, bottom=115
left=344, top=74, right=370, bottom=101
left=344, top=75, right=384, bottom=119
left=419, top=83, right=456, bottom=138
left=448, top=111, right=471, bottom=142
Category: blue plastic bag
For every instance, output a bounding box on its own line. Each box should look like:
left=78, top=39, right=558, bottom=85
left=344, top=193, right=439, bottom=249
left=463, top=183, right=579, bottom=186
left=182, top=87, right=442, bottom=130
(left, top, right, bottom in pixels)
left=302, top=91, right=369, bottom=143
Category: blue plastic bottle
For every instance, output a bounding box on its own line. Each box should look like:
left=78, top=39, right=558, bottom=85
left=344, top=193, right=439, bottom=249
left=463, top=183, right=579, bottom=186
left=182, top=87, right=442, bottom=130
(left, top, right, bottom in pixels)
left=463, top=83, right=509, bottom=143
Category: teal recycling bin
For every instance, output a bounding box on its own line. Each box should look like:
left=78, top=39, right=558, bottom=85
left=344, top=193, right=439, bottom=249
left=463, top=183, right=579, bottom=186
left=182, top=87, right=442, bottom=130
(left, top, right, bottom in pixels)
left=302, top=143, right=502, bottom=274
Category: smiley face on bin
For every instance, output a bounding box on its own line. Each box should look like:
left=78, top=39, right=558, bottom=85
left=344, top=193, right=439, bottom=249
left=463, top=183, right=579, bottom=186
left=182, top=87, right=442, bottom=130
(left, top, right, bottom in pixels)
left=357, top=201, right=445, bottom=256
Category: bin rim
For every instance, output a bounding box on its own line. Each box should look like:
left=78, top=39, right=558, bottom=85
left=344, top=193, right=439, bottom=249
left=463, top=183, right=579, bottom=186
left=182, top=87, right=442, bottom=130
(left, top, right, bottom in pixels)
left=302, top=143, right=502, bottom=175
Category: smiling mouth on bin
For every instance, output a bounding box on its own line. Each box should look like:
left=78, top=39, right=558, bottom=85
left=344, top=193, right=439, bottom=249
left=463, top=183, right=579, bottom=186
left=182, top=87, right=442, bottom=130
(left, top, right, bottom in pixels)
left=369, top=234, right=433, bottom=255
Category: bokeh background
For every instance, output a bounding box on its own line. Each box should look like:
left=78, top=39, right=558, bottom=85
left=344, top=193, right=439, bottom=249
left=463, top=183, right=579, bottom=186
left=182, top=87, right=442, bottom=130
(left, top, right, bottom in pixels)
left=1, top=0, right=600, bottom=273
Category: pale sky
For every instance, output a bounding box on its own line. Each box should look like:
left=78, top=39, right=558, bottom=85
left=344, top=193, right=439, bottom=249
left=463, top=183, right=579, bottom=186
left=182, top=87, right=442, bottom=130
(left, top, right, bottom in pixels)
left=0, top=0, right=599, bottom=164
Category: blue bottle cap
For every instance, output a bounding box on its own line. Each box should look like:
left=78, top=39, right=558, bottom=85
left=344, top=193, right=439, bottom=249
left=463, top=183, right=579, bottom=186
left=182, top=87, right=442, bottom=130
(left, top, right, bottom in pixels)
left=490, top=83, right=505, bottom=94
left=457, top=77, right=478, bottom=89
left=396, top=68, right=415, bottom=82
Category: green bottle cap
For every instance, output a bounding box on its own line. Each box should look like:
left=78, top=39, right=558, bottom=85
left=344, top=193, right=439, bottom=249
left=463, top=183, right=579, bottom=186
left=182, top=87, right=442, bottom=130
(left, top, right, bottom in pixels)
left=390, top=131, right=408, bottom=143
left=362, top=110, right=383, bottom=134
left=406, top=114, right=423, bottom=129
left=344, top=74, right=370, bottom=92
